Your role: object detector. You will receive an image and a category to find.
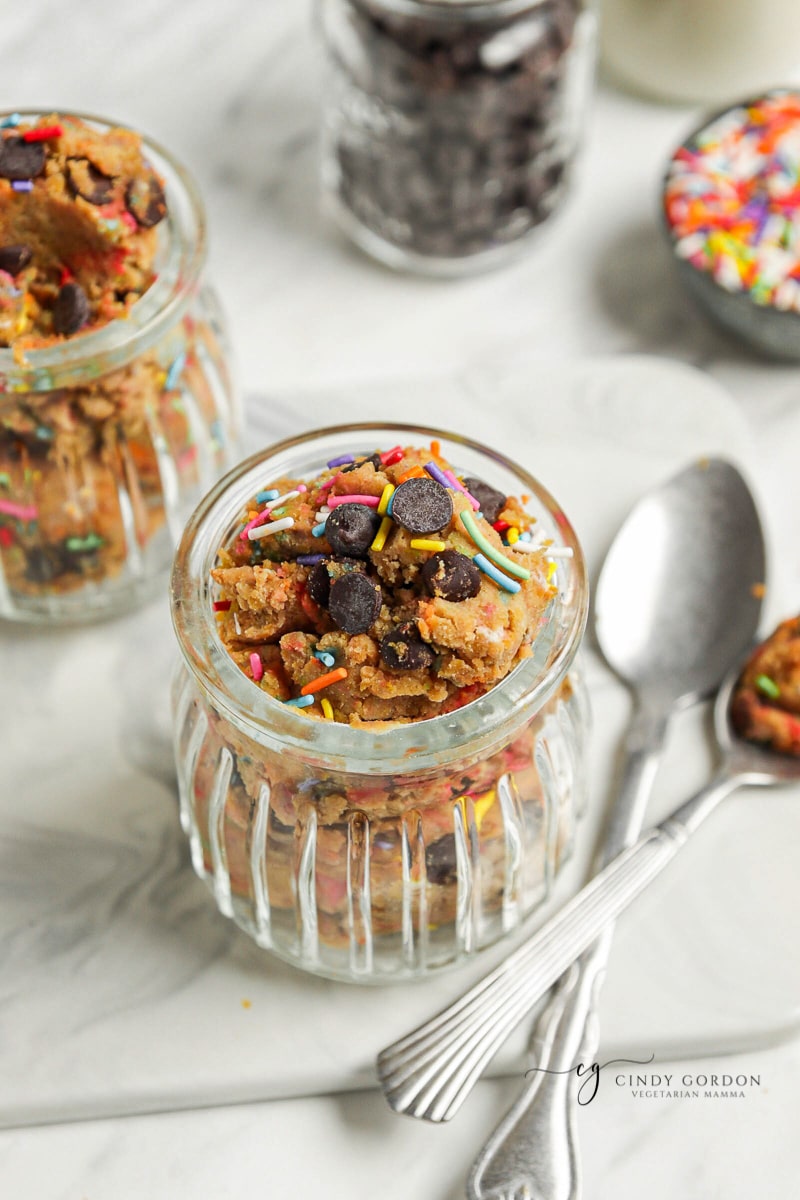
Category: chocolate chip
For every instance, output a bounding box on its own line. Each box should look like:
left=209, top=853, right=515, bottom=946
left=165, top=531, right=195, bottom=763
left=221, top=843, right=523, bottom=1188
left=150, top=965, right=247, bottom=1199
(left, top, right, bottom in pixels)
left=380, top=623, right=435, bottom=671
left=425, top=833, right=457, bottom=886
left=52, top=282, right=90, bottom=336
left=65, top=157, right=114, bottom=206
left=306, top=561, right=331, bottom=607
left=0, top=137, right=45, bottom=181
left=421, top=549, right=481, bottom=602
left=325, top=503, right=381, bottom=557
left=329, top=572, right=382, bottom=634
left=341, top=453, right=382, bottom=473
left=0, top=244, right=32, bottom=274
left=461, top=477, right=507, bottom=524
left=391, top=477, right=453, bottom=535
left=125, top=172, right=167, bottom=227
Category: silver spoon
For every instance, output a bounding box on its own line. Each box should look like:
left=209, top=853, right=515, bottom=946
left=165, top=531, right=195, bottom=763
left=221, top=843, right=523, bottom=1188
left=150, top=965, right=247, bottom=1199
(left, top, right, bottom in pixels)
left=465, top=458, right=765, bottom=1200
left=377, top=459, right=765, bottom=1130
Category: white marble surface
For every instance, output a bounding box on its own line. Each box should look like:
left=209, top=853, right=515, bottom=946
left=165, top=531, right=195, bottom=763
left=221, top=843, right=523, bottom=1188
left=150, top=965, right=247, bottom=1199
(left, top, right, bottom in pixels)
left=3, top=2, right=800, bottom=1197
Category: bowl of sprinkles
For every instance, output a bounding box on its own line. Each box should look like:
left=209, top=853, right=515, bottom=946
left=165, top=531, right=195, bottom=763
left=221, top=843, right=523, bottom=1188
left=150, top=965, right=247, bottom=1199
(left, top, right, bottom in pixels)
left=664, top=90, right=800, bottom=359
left=170, top=424, right=589, bottom=982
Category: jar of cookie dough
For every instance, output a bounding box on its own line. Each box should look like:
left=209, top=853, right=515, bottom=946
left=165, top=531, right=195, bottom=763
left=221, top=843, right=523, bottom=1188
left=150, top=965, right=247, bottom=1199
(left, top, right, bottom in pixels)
left=170, top=424, right=589, bottom=983
left=0, top=111, right=239, bottom=624
left=316, top=0, right=597, bottom=274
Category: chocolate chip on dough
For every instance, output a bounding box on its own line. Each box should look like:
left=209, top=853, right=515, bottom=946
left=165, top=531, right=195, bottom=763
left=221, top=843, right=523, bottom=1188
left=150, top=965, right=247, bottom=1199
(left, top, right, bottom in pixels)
left=461, top=477, right=507, bottom=524
left=306, top=561, right=331, bottom=607
left=380, top=623, right=435, bottom=671
left=52, top=282, right=90, bottom=336
left=0, top=137, right=46, bottom=181
left=329, top=571, right=382, bottom=634
left=66, top=157, right=114, bottom=206
left=0, top=244, right=32, bottom=274
left=125, top=172, right=167, bottom=227
left=325, top=503, right=380, bottom=557
left=421, top=549, right=481, bottom=602
left=391, top=477, right=453, bottom=535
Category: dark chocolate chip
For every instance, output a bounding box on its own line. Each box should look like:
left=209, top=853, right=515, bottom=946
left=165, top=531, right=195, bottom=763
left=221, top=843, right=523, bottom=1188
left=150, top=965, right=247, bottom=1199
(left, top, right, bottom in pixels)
left=379, top=623, right=435, bottom=671
left=24, top=547, right=65, bottom=584
left=0, top=137, right=46, bottom=181
left=461, top=477, right=507, bottom=524
left=306, top=561, right=331, bottom=607
left=328, top=571, right=382, bottom=634
left=52, top=282, right=90, bottom=336
left=125, top=172, right=167, bottom=227
left=341, top=453, right=382, bottom=473
left=425, top=833, right=457, bottom=886
left=65, top=157, right=114, bottom=206
left=391, top=477, right=453, bottom=535
left=325, top=503, right=381, bottom=557
left=421, top=549, right=481, bottom=602
left=0, top=244, right=32, bottom=274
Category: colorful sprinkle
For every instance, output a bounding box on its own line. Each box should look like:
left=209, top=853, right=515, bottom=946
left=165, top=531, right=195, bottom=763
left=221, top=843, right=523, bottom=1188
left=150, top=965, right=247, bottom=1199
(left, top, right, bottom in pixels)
left=250, top=653, right=264, bottom=682
left=380, top=445, right=404, bottom=465
left=65, top=533, right=103, bottom=553
left=0, top=114, right=21, bottom=128
left=11, top=181, right=32, bottom=193
left=665, top=91, right=800, bottom=309
left=371, top=515, right=392, bottom=553
left=423, top=460, right=453, bottom=490
left=312, top=520, right=328, bottom=537
left=298, top=554, right=326, bottom=566
left=444, top=469, right=481, bottom=511
left=256, top=489, right=280, bottom=503
left=377, top=483, right=395, bottom=515
left=213, top=599, right=231, bottom=611
left=320, top=698, right=335, bottom=720
left=460, top=511, right=531, bottom=581
left=506, top=527, right=520, bottom=545
left=756, top=673, right=781, bottom=699
left=410, top=538, right=447, bottom=552
left=285, top=694, right=315, bottom=708
left=397, top=466, right=426, bottom=483
left=314, top=649, right=336, bottom=669
left=22, top=124, right=63, bottom=142
left=547, top=561, right=558, bottom=582
left=164, top=350, right=187, bottom=391
left=473, top=553, right=521, bottom=594
left=327, top=453, right=355, bottom=468
left=327, top=493, right=380, bottom=508
left=0, top=499, right=37, bottom=521
left=301, top=667, right=348, bottom=695
left=0, top=527, right=13, bottom=548
left=248, top=516, right=295, bottom=541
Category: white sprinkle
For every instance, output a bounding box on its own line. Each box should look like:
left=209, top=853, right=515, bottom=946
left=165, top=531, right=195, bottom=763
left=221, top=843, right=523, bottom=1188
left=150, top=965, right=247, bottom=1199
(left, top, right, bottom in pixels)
left=266, top=489, right=302, bottom=510
left=248, top=516, right=295, bottom=541
left=510, top=541, right=573, bottom=558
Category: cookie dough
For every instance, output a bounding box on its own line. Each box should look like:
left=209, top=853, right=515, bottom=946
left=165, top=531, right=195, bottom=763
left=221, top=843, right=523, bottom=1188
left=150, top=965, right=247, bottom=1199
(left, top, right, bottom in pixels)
left=211, top=441, right=558, bottom=723
left=731, top=615, right=800, bottom=755
left=0, top=113, right=228, bottom=605
left=0, top=113, right=162, bottom=349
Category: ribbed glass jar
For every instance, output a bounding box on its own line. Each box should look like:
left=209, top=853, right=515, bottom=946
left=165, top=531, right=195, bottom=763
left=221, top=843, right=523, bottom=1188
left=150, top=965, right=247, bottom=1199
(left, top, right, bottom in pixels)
left=170, top=424, right=589, bottom=983
left=0, top=111, right=239, bottom=624
left=317, top=0, right=597, bottom=274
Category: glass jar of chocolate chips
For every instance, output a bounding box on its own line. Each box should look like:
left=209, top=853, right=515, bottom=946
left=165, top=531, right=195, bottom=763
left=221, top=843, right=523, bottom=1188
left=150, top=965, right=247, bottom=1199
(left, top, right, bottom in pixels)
left=317, top=0, right=597, bottom=274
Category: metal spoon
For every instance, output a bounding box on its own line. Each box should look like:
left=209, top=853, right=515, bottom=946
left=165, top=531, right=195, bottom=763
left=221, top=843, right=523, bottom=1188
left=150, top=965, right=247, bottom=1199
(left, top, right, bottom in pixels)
left=465, top=458, right=766, bottom=1200
left=377, top=459, right=765, bottom=1131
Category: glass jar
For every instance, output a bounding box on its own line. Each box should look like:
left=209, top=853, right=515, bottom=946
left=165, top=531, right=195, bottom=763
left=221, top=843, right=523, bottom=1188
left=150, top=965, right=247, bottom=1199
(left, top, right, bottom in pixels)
left=317, top=0, right=597, bottom=275
left=170, top=424, right=589, bottom=983
left=0, top=111, right=239, bottom=624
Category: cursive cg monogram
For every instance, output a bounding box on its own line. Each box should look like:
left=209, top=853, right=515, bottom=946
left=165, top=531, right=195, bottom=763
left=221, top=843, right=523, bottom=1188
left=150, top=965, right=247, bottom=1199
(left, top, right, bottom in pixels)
left=525, top=1054, right=655, bottom=1105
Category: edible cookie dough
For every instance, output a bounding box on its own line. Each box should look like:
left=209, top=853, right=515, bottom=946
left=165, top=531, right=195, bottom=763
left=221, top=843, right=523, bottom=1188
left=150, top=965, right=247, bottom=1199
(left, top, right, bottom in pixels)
left=0, top=113, right=162, bottom=349
left=211, top=441, right=559, bottom=723
left=0, top=113, right=227, bottom=604
left=731, top=615, right=800, bottom=756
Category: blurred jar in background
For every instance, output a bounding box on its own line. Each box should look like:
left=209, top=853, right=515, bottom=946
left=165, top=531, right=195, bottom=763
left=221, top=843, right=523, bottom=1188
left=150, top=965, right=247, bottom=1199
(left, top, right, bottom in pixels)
left=601, top=0, right=800, bottom=104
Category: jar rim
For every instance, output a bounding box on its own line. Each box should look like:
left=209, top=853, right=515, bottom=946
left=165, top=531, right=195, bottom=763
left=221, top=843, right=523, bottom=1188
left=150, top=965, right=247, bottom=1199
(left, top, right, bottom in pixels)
left=171, top=422, right=589, bottom=774
left=344, top=0, right=553, bottom=19
left=0, top=109, right=207, bottom=393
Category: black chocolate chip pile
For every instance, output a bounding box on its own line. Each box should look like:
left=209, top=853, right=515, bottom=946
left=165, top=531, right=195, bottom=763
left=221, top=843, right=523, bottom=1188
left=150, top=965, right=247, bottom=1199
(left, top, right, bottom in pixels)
left=380, top=623, right=435, bottom=671
left=325, top=503, right=381, bottom=557
left=421, top=549, right=481, bottom=602
left=327, top=0, right=582, bottom=262
left=329, top=571, right=382, bottom=635
left=0, top=137, right=45, bottom=181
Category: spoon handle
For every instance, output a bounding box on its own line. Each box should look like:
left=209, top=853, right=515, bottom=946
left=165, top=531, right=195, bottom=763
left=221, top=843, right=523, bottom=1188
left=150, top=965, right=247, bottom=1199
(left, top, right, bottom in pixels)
left=466, top=702, right=669, bottom=1200
left=377, top=769, right=740, bottom=1124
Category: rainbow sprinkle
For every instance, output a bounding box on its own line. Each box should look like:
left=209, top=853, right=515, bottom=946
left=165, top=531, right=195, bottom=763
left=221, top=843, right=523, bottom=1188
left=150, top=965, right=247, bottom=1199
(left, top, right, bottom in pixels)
left=459, top=511, right=531, bottom=581
left=665, top=91, right=800, bottom=309
left=285, top=695, right=315, bottom=709
left=473, top=553, right=520, bottom=594
left=250, top=653, right=264, bottom=682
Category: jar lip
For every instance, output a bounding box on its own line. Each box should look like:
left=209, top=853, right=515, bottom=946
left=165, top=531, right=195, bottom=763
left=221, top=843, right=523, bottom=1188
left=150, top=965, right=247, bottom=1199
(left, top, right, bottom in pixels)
left=0, top=109, right=206, bottom=392
left=171, top=422, right=589, bottom=773
left=348, top=0, right=552, bottom=19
